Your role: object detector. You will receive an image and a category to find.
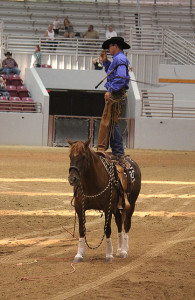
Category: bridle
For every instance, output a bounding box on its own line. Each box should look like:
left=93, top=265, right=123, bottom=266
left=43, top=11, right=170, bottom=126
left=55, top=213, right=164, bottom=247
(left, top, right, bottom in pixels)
left=69, top=166, right=80, bottom=177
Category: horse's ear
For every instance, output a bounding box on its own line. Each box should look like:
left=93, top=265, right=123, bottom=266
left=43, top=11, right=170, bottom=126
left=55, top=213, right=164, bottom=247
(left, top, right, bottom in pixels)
left=66, top=138, right=74, bottom=145
left=84, top=136, right=92, bottom=148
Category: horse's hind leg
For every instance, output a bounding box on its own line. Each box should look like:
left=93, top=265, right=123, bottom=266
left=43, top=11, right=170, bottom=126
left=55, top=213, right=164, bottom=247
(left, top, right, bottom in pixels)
left=105, top=212, right=114, bottom=262
left=120, top=206, right=135, bottom=258
left=114, top=210, right=123, bottom=257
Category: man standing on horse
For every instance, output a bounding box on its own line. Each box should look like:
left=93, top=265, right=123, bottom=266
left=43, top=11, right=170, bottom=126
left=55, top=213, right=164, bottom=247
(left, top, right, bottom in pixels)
left=97, top=37, right=130, bottom=159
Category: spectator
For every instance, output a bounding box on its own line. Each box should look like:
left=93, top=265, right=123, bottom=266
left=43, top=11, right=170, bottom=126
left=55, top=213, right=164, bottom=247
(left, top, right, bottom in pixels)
left=44, top=24, right=56, bottom=51
left=1, top=52, right=21, bottom=77
left=105, top=25, right=117, bottom=40
left=63, top=17, right=74, bottom=38
left=92, top=56, right=103, bottom=70
left=53, top=16, right=60, bottom=35
left=82, top=25, right=99, bottom=39
left=33, top=45, right=42, bottom=68
left=0, top=76, right=10, bottom=98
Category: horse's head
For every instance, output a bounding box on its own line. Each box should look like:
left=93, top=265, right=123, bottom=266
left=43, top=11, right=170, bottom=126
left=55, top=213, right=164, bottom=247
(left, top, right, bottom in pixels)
left=67, top=137, right=91, bottom=186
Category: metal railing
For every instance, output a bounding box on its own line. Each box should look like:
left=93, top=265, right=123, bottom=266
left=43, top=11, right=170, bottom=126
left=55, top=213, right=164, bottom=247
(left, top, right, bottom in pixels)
left=130, top=26, right=163, bottom=52
left=141, top=92, right=195, bottom=118
left=0, top=101, right=42, bottom=113
left=0, top=20, right=3, bottom=47
left=0, top=0, right=193, bottom=5
left=163, top=29, right=195, bottom=65
left=5, top=36, right=106, bottom=56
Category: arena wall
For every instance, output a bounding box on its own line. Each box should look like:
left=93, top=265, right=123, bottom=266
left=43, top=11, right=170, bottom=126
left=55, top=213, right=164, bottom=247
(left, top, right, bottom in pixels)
left=133, top=64, right=195, bottom=151
left=0, top=66, right=194, bottom=150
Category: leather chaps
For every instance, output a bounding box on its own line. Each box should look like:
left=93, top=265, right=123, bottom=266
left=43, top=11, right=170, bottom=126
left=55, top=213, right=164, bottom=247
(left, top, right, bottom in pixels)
left=97, top=88, right=126, bottom=152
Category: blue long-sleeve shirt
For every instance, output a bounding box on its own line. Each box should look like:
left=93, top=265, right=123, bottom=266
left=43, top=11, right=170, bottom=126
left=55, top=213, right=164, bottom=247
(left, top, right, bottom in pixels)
left=103, top=51, right=130, bottom=93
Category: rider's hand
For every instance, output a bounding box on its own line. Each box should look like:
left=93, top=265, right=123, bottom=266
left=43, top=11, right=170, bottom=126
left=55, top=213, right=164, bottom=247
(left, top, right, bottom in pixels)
left=100, top=50, right=107, bottom=62
left=104, top=91, right=111, bottom=102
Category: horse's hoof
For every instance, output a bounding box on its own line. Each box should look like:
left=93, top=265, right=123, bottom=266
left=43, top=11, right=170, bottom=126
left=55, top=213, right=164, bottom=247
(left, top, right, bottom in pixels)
left=116, top=249, right=121, bottom=257
left=120, top=251, right=128, bottom=258
left=73, top=255, right=84, bottom=263
left=105, top=255, right=114, bottom=262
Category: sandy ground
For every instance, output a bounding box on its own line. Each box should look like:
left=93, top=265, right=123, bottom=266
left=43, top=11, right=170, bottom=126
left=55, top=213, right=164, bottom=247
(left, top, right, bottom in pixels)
left=0, top=146, right=194, bottom=300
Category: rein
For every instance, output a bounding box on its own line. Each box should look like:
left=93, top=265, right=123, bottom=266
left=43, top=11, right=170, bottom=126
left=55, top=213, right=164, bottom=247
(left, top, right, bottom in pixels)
left=74, top=156, right=117, bottom=250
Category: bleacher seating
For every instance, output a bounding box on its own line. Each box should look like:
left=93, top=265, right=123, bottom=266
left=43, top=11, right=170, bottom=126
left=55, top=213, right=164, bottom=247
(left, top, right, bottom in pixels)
left=17, top=86, right=29, bottom=98
left=0, top=74, right=11, bottom=85
left=22, top=97, right=35, bottom=112
left=9, top=74, right=23, bottom=87
left=9, top=97, right=22, bottom=112
left=41, top=64, right=52, bottom=68
left=6, top=85, right=18, bottom=97
left=0, top=0, right=194, bottom=43
left=0, top=97, right=9, bottom=111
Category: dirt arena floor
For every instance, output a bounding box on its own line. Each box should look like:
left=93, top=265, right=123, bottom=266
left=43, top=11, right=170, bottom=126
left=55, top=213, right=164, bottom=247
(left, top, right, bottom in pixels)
left=0, top=146, right=194, bottom=300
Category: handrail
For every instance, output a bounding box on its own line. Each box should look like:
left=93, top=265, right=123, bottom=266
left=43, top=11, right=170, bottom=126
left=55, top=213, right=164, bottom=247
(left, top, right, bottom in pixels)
left=6, top=36, right=107, bottom=55
left=0, top=100, right=42, bottom=113
left=0, top=20, right=4, bottom=47
left=141, top=92, right=195, bottom=118
left=163, top=29, right=195, bottom=65
left=0, top=1, right=193, bottom=5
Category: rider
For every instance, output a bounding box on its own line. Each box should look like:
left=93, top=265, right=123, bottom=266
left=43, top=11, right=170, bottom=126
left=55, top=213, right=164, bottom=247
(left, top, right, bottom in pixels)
left=97, top=37, right=130, bottom=159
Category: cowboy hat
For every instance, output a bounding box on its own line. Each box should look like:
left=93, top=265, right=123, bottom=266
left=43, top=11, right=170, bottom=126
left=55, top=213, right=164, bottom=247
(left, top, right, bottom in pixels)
left=102, top=37, right=130, bottom=50
left=4, top=51, right=12, bottom=56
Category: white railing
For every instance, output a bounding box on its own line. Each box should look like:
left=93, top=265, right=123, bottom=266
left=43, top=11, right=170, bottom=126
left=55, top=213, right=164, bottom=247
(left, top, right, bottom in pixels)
left=163, top=29, right=195, bottom=65
left=5, top=36, right=106, bottom=56
left=141, top=92, right=195, bottom=118
left=0, top=20, right=4, bottom=47
left=130, top=26, right=163, bottom=52
left=1, top=0, right=192, bottom=5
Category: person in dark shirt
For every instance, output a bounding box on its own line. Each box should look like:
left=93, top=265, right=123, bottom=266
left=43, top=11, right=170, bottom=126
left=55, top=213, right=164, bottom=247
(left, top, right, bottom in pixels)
left=1, top=52, right=21, bottom=77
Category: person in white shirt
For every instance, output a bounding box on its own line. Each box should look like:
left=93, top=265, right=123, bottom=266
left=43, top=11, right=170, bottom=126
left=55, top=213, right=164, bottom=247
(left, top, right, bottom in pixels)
left=53, top=16, right=60, bottom=35
left=105, top=25, right=117, bottom=40
left=44, top=24, right=56, bottom=51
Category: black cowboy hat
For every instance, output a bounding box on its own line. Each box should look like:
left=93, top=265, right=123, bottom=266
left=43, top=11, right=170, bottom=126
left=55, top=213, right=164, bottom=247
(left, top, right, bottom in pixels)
left=4, top=51, right=12, bottom=56
left=102, top=37, right=130, bottom=50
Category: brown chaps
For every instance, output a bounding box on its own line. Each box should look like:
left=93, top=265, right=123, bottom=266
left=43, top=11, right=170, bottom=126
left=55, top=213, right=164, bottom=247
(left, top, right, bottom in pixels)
left=97, top=88, right=126, bottom=152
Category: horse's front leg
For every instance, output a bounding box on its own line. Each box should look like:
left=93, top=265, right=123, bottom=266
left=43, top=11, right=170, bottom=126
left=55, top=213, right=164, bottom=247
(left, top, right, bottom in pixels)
left=74, top=209, right=85, bottom=263
left=105, top=212, right=114, bottom=262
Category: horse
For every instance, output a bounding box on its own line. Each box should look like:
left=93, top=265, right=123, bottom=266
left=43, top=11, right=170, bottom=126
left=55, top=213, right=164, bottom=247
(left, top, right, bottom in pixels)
left=67, top=137, right=141, bottom=262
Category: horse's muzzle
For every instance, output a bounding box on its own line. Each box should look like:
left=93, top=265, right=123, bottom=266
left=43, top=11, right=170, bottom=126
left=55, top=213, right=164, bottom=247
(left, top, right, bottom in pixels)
left=68, top=166, right=80, bottom=186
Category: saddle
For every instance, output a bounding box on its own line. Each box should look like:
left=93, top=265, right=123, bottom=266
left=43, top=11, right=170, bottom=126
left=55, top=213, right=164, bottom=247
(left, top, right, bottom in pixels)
left=96, top=151, right=135, bottom=210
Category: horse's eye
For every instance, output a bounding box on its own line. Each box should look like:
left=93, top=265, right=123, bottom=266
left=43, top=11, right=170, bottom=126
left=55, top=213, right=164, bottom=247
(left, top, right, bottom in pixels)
left=82, top=155, right=86, bottom=160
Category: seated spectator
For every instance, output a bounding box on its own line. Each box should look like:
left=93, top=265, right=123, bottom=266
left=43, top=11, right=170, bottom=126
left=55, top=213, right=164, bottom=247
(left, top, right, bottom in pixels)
left=105, top=25, right=117, bottom=40
left=33, top=45, right=42, bottom=68
left=1, top=52, right=21, bottom=77
left=0, top=76, right=10, bottom=98
left=82, top=25, right=99, bottom=39
left=53, top=16, right=60, bottom=35
left=92, top=56, right=103, bottom=70
left=63, top=17, right=74, bottom=38
left=44, top=25, right=56, bottom=51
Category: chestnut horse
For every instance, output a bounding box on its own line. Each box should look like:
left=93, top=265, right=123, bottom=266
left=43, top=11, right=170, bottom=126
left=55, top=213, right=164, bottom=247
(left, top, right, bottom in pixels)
left=67, top=138, right=141, bottom=262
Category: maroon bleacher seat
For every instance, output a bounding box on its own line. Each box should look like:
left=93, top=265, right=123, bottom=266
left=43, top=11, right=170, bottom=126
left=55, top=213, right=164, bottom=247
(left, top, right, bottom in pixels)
left=9, top=97, right=22, bottom=112
left=0, top=96, right=10, bottom=111
left=9, top=74, right=23, bottom=87
left=41, top=64, right=52, bottom=68
left=0, top=74, right=11, bottom=85
left=17, top=86, right=29, bottom=98
left=0, top=96, right=8, bottom=100
left=22, top=97, right=35, bottom=112
left=6, top=85, right=18, bottom=97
